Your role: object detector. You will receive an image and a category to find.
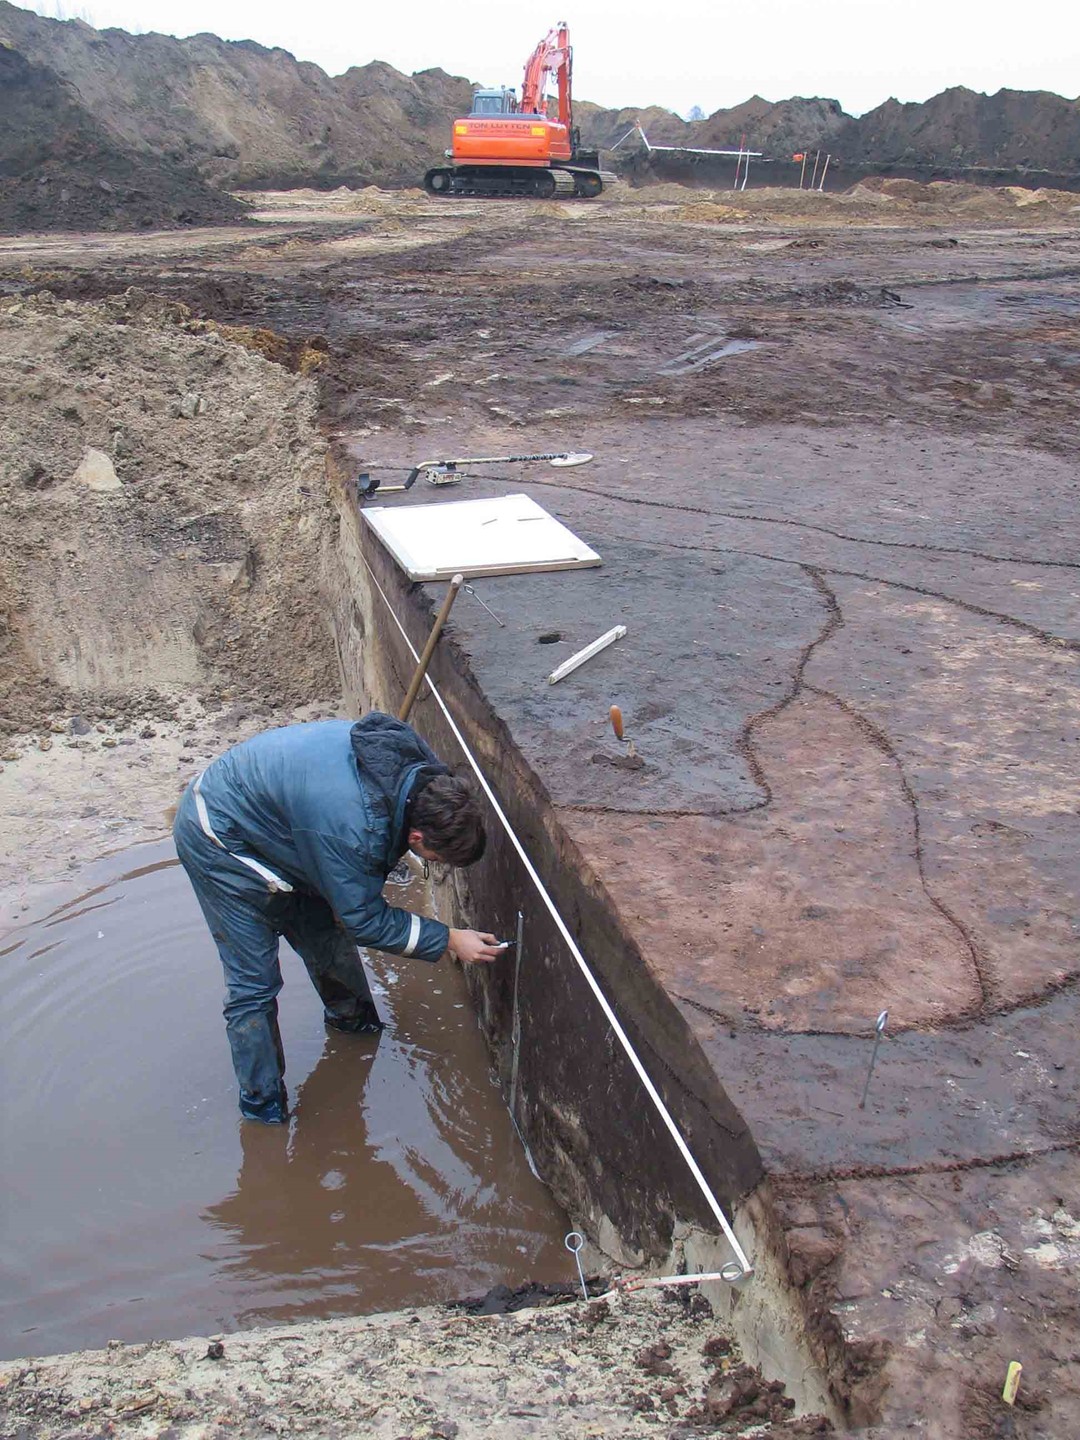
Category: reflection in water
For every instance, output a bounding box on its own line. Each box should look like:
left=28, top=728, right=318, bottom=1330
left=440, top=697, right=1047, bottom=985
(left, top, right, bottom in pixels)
left=0, top=842, right=569, bottom=1357
left=204, top=1021, right=543, bottom=1324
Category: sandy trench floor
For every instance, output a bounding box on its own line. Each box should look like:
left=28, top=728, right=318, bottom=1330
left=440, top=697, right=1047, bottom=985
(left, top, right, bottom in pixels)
left=1, top=182, right=1078, bottom=1437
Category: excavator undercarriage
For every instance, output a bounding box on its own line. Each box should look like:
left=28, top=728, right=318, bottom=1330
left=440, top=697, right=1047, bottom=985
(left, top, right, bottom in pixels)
left=424, top=160, right=604, bottom=199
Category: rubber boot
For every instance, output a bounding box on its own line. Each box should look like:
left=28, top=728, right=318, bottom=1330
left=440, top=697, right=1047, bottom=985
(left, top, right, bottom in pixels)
left=324, top=1000, right=383, bottom=1034
left=240, top=1084, right=289, bottom=1124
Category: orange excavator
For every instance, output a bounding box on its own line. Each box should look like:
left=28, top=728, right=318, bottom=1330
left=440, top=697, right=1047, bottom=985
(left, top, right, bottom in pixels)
left=424, top=22, right=606, bottom=199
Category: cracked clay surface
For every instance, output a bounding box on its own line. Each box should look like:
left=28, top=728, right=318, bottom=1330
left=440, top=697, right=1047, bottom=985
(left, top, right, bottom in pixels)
left=7, top=197, right=1077, bottom=1436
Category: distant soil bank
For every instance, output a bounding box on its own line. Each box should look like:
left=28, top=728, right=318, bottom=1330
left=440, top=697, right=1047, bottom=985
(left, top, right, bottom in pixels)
left=0, top=0, right=1077, bottom=233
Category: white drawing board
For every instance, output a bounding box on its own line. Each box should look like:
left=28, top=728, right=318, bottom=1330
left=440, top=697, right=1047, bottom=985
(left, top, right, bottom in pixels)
left=361, top=492, right=601, bottom=581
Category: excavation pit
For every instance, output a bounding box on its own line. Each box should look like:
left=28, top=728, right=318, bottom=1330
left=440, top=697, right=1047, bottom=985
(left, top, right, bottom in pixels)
left=0, top=846, right=569, bottom=1360
left=2, top=196, right=1079, bottom=1437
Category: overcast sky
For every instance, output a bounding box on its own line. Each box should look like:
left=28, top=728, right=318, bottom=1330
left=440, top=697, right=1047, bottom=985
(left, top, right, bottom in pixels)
left=20, top=0, right=1080, bottom=117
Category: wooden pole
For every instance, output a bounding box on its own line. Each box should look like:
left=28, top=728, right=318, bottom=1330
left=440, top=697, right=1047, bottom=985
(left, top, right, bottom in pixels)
left=398, top=573, right=464, bottom=723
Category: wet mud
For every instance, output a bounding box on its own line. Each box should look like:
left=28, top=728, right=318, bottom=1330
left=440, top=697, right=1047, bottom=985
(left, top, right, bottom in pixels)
left=0, top=843, right=568, bottom=1360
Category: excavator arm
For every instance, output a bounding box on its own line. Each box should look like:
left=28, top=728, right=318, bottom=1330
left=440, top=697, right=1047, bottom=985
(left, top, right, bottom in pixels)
left=520, top=21, right=572, bottom=128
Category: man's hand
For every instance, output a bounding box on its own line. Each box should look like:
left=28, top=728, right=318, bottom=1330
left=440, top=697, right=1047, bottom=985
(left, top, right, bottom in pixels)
left=448, top=928, right=504, bottom=965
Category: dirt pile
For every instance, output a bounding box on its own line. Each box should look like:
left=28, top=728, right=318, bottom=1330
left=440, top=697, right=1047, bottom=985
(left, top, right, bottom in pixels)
left=0, top=46, right=248, bottom=234
left=0, top=288, right=338, bottom=740
left=843, top=175, right=1080, bottom=217
left=698, top=96, right=848, bottom=155
left=574, top=101, right=699, bottom=150
left=583, top=85, right=1080, bottom=181
left=839, top=85, right=1080, bottom=170
left=0, top=2, right=472, bottom=191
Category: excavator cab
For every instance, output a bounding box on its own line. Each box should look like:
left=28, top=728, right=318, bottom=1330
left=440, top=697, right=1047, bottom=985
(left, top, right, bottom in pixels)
left=470, top=88, right=518, bottom=116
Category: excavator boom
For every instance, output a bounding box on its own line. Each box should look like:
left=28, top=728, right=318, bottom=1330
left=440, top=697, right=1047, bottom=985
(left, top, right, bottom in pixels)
left=520, top=22, right=572, bottom=128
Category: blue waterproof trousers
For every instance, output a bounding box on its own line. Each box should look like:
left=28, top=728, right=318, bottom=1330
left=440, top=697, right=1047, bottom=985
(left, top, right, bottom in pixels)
left=174, top=784, right=381, bottom=1123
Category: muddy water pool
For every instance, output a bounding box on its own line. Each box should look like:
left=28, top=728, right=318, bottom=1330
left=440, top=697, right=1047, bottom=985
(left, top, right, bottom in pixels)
left=0, top=842, right=569, bottom=1359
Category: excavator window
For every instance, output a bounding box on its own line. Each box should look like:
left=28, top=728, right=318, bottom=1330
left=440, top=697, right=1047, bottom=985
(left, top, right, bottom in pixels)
left=470, top=90, right=514, bottom=116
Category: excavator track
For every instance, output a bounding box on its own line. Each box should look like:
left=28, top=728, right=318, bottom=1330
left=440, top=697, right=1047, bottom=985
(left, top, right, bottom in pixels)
left=424, top=166, right=605, bottom=199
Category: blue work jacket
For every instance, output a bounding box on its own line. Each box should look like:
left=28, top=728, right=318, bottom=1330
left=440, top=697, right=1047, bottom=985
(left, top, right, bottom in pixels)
left=193, top=713, right=452, bottom=961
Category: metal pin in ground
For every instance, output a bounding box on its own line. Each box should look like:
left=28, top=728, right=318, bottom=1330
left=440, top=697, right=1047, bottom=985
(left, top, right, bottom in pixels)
left=858, top=1010, right=889, bottom=1109
left=463, top=583, right=506, bottom=627
left=565, top=1231, right=589, bottom=1299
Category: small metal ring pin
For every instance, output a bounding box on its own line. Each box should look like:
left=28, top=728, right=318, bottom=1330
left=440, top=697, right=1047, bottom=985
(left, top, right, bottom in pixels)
left=565, top=1231, right=588, bottom=1299
left=462, top=583, right=506, bottom=627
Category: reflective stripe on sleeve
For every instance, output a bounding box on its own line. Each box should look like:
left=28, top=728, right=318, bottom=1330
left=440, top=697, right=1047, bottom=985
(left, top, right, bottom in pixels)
left=192, top=771, right=294, bottom=894
left=402, top=912, right=422, bottom=957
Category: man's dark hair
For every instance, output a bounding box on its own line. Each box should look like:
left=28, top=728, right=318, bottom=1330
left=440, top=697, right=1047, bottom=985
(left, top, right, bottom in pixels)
left=409, top=775, right=486, bottom=866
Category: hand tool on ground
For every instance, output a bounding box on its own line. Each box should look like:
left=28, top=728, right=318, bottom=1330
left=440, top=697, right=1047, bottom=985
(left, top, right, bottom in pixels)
left=858, top=1010, right=889, bottom=1109
left=1002, top=1362, right=1022, bottom=1406
left=604, top=1262, right=746, bottom=1296
left=398, top=574, right=464, bottom=723
left=609, top=704, right=638, bottom=760
left=356, top=450, right=592, bottom=499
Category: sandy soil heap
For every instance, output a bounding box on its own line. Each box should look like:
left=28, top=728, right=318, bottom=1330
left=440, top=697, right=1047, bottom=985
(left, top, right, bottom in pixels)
left=0, top=2, right=471, bottom=194
left=0, top=288, right=337, bottom=739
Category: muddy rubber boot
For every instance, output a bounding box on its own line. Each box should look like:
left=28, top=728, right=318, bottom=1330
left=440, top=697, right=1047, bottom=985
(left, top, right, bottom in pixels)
left=324, top=1000, right=383, bottom=1034
left=239, top=1083, right=289, bottom=1124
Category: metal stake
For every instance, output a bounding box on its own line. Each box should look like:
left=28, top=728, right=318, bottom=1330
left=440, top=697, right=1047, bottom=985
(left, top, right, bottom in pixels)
left=858, top=1010, right=889, bottom=1109
left=462, top=582, right=505, bottom=627
left=565, top=1231, right=589, bottom=1300
left=507, top=909, right=525, bottom=1121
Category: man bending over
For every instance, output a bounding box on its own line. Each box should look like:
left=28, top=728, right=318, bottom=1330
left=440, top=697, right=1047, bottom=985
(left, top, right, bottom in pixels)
left=174, top=712, right=500, bottom=1123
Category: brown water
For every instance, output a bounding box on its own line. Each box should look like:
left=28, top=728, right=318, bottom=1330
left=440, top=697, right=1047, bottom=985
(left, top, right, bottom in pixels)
left=0, top=842, right=569, bottom=1359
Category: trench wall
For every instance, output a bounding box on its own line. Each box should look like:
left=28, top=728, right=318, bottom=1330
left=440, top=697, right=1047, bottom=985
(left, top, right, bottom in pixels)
left=324, top=479, right=763, bottom=1259
left=320, top=471, right=839, bottom=1425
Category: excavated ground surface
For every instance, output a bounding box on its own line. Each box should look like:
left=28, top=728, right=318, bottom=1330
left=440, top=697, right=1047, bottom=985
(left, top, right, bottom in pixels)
left=0, top=1289, right=830, bottom=1439
left=1, top=186, right=1078, bottom=1435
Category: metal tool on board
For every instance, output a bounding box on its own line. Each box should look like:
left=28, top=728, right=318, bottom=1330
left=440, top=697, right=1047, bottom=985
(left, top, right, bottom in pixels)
left=356, top=450, right=593, bottom=499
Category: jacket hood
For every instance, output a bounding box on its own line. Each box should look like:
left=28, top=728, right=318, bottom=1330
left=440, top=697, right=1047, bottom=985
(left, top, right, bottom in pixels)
left=349, top=713, right=449, bottom=855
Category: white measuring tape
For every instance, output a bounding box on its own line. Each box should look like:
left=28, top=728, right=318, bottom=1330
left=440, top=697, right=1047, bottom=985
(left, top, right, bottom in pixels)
left=359, top=552, right=754, bottom=1282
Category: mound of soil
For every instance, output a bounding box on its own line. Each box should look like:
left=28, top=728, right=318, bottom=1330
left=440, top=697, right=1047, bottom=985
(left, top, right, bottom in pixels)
left=845, top=175, right=1080, bottom=217
left=577, top=85, right=1080, bottom=189
left=0, top=2, right=472, bottom=191
left=0, top=288, right=337, bottom=738
left=0, top=46, right=247, bottom=234
left=840, top=85, right=1080, bottom=171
